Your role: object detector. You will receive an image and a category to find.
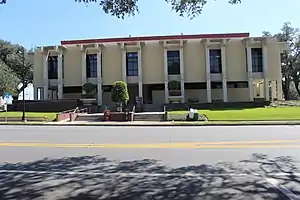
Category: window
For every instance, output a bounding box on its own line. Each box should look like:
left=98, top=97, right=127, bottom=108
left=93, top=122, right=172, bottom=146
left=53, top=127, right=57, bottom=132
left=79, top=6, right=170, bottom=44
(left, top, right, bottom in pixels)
left=251, top=48, right=263, bottom=72
left=62, top=55, right=64, bottom=79
left=86, top=54, right=97, bottom=78
left=167, top=50, right=180, bottom=75
left=209, top=49, right=222, bottom=73
left=48, top=56, right=58, bottom=79
left=126, top=52, right=138, bottom=76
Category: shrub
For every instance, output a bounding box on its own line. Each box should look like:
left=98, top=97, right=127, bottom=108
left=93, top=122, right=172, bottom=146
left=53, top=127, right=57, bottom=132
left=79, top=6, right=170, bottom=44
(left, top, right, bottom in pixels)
left=111, top=81, right=129, bottom=111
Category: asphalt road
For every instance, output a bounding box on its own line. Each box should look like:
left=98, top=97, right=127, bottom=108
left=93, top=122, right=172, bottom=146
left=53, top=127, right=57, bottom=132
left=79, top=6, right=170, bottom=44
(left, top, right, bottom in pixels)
left=0, top=125, right=300, bottom=200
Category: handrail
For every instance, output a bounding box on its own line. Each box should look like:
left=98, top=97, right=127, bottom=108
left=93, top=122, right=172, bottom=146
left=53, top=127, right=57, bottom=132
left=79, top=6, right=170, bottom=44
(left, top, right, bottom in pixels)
left=59, top=108, right=77, bottom=114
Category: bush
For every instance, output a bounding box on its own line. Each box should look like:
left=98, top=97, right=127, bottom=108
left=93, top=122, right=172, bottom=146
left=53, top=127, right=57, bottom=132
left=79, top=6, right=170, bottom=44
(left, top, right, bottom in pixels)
left=111, top=81, right=129, bottom=111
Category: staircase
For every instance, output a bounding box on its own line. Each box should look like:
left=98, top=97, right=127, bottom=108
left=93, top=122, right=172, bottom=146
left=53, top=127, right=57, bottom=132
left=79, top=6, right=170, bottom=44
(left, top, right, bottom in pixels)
left=133, top=112, right=166, bottom=121
left=75, top=113, right=104, bottom=121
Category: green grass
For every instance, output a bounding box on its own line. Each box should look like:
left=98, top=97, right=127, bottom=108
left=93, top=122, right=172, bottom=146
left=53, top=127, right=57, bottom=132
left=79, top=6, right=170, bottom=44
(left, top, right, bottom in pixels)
left=168, top=107, right=300, bottom=121
left=0, top=112, right=57, bottom=121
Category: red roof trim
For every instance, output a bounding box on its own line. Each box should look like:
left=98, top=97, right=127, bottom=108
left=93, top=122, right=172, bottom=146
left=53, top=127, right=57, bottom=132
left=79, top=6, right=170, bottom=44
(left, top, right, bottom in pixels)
left=61, top=33, right=249, bottom=45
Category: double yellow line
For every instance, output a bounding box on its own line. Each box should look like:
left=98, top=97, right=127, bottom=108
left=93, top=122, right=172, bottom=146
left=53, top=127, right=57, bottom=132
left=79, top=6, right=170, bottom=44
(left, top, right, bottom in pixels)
left=0, top=139, right=300, bottom=149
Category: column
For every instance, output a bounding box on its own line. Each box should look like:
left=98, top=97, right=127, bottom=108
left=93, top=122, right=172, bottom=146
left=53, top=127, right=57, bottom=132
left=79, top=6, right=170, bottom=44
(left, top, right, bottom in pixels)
left=263, top=43, right=269, bottom=101
left=138, top=48, right=143, bottom=98
left=43, top=54, right=48, bottom=100
left=277, top=79, right=283, bottom=100
left=33, top=87, right=38, bottom=100
left=179, top=41, right=185, bottom=103
left=271, top=80, right=277, bottom=100
left=121, top=43, right=127, bottom=82
left=81, top=49, right=87, bottom=95
left=57, top=53, right=63, bottom=99
left=205, top=41, right=212, bottom=103
left=221, top=41, right=228, bottom=102
left=246, top=46, right=254, bottom=101
left=97, top=52, right=102, bottom=106
left=163, top=44, right=169, bottom=103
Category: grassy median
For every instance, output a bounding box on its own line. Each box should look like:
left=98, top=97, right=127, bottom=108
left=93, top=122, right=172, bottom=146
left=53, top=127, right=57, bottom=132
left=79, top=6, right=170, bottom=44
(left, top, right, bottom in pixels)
left=168, top=107, right=300, bottom=121
left=0, top=112, right=57, bottom=121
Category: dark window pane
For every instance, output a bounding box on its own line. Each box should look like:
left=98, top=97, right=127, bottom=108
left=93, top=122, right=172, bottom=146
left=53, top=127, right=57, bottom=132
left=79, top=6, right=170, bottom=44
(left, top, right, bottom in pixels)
left=167, top=50, right=180, bottom=75
left=48, top=56, right=58, bottom=79
left=86, top=54, right=97, bottom=78
left=126, top=52, right=138, bottom=76
left=209, top=49, right=222, bottom=73
left=251, top=48, right=263, bottom=72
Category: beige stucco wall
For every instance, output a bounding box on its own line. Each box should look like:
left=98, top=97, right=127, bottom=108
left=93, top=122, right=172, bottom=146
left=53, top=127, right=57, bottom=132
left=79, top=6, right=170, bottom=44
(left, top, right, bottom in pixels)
left=226, top=39, right=248, bottom=81
left=184, top=41, right=206, bottom=82
left=33, top=51, right=43, bottom=88
left=142, top=42, right=164, bottom=84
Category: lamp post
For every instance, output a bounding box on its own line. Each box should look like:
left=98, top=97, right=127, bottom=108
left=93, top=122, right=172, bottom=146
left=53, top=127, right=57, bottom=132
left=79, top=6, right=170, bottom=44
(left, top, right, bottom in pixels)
left=20, top=47, right=26, bottom=122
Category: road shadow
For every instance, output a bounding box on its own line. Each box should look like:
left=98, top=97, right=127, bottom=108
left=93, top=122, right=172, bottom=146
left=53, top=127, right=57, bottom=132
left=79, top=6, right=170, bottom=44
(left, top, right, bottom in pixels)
left=0, top=153, right=300, bottom=199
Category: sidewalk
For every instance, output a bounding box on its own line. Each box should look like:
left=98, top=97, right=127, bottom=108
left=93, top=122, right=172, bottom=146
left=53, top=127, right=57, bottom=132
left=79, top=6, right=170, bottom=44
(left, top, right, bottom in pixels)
left=2, top=120, right=300, bottom=126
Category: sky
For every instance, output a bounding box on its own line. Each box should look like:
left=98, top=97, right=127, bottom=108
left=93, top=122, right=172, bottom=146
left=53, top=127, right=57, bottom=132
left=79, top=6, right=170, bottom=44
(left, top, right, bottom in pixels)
left=0, top=0, right=300, bottom=49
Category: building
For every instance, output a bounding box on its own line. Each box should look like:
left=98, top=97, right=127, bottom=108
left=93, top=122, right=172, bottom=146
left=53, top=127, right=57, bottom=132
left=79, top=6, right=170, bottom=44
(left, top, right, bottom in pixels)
left=32, top=33, right=287, bottom=106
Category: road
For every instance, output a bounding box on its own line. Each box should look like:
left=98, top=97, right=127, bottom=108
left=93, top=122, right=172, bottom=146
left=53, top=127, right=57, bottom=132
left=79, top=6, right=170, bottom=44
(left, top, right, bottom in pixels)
left=0, top=125, right=300, bottom=199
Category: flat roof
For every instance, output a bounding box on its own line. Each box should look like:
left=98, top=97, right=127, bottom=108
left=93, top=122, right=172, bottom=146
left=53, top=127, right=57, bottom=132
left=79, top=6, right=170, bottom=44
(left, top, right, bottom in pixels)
left=61, top=33, right=250, bottom=45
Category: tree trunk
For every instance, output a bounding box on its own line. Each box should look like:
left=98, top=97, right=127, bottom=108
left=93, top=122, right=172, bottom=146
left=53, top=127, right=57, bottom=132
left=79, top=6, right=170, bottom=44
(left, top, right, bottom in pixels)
left=282, top=76, right=291, bottom=100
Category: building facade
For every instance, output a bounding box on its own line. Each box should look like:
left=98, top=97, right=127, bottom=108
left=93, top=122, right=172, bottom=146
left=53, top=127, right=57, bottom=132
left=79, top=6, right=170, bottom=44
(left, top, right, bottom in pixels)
left=32, top=33, right=287, bottom=106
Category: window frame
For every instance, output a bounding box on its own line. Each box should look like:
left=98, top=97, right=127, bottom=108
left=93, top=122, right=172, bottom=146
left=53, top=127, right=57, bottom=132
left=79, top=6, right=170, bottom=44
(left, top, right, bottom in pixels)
left=167, top=50, right=180, bottom=75
left=48, top=56, right=58, bottom=79
left=86, top=54, right=98, bottom=78
left=126, top=52, right=139, bottom=76
left=209, top=49, right=222, bottom=74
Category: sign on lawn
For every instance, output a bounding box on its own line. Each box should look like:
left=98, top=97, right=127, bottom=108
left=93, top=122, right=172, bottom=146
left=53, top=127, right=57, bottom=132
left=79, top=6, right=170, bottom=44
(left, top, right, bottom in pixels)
left=0, top=92, right=13, bottom=111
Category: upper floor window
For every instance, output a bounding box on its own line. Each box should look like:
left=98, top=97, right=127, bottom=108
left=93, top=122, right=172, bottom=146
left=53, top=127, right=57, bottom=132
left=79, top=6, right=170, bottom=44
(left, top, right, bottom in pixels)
left=62, top=55, right=64, bottom=79
left=126, top=52, right=138, bottom=76
left=86, top=54, right=97, bottom=78
left=48, top=56, right=58, bottom=79
left=209, top=49, right=222, bottom=73
left=167, top=50, right=180, bottom=75
left=251, top=48, right=263, bottom=72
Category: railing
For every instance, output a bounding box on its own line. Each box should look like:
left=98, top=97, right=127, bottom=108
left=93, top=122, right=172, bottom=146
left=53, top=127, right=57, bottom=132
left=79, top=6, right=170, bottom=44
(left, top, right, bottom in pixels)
left=131, top=105, right=136, bottom=121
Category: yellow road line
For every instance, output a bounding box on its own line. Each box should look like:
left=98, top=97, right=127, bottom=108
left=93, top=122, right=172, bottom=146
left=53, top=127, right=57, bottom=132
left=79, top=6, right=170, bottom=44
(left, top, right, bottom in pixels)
left=0, top=140, right=300, bottom=149
left=0, top=139, right=300, bottom=147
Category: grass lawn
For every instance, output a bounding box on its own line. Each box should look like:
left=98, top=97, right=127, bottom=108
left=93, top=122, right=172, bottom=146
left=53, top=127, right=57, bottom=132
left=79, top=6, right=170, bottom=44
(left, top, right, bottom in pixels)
left=168, top=107, right=300, bottom=121
left=0, top=112, right=57, bottom=121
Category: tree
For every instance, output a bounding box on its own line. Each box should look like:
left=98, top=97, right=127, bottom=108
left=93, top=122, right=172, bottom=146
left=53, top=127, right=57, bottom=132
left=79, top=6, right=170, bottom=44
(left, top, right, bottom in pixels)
left=1, top=0, right=242, bottom=19
left=263, top=22, right=300, bottom=99
left=0, top=61, right=19, bottom=96
left=0, top=40, right=33, bottom=93
left=111, top=81, right=129, bottom=111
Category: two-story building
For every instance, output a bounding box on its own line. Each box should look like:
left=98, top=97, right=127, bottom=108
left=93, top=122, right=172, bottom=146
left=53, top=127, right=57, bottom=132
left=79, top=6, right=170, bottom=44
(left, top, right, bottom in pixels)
left=32, top=33, right=287, bottom=106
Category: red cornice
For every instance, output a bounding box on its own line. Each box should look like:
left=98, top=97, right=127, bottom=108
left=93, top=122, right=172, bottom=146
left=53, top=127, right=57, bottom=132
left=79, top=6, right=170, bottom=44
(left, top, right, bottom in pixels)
left=61, top=33, right=250, bottom=45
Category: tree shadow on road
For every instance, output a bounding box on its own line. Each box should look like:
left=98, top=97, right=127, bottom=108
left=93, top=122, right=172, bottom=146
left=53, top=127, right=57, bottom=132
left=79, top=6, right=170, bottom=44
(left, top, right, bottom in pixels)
left=0, top=153, right=300, bottom=200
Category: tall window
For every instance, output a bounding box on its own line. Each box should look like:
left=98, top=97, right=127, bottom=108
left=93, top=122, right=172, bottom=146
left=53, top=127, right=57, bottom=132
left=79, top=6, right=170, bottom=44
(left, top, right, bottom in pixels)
left=209, top=49, right=222, bottom=73
left=167, top=50, right=180, bottom=75
left=251, top=48, right=263, bottom=72
left=62, top=55, right=64, bottom=79
left=48, top=56, right=58, bottom=79
left=126, top=52, right=138, bottom=76
left=86, top=54, right=97, bottom=78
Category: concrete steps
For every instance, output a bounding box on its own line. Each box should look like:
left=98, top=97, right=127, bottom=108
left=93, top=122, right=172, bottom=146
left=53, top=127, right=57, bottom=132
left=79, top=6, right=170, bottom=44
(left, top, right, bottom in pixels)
left=75, top=113, right=104, bottom=121
left=133, top=112, right=165, bottom=121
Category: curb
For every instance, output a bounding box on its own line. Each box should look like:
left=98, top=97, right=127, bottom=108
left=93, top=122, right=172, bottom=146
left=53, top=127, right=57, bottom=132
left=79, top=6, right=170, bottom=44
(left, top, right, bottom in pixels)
left=1, top=122, right=300, bottom=126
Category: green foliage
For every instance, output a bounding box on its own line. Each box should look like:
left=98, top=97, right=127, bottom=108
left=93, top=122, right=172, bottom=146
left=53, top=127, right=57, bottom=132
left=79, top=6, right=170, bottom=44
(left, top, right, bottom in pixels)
left=82, top=83, right=97, bottom=98
left=111, top=81, right=129, bottom=104
left=0, top=61, right=19, bottom=96
left=0, top=40, right=33, bottom=93
left=168, top=80, right=180, bottom=90
left=1, top=0, right=242, bottom=19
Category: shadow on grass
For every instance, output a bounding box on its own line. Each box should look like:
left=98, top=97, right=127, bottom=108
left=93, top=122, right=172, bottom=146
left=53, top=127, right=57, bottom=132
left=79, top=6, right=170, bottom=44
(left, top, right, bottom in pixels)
left=0, top=153, right=300, bottom=199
